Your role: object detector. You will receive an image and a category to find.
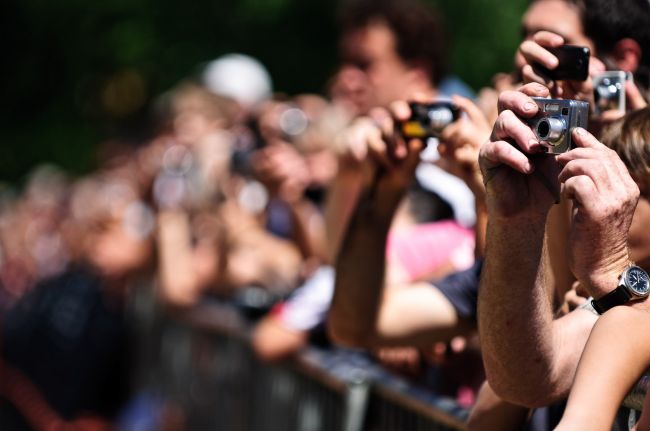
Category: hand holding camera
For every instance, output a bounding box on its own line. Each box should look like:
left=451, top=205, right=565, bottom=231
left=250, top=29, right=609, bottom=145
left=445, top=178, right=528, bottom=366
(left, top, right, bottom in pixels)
left=334, top=102, right=425, bottom=202
left=526, top=97, right=589, bottom=154
left=480, top=83, right=562, bottom=220
left=519, top=31, right=603, bottom=103
left=556, top=127, right=640, bottom=299
left=437, top=96, right=491, bottom=194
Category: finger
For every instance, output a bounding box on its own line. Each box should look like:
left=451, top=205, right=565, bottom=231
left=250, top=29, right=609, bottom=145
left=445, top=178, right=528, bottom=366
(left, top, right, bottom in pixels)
left=561, top=174, right=598, bottom=208
left=571, top=127, right=604, bottom=149
left=517, top=82, right=552, bottom=98
left=497, top=89, right=543, bottom=117
left=626, top=80, right=648, bottom=111
left=532, top=30, right=565, bottom=47
left=389, top=100, right=411, bottom=122
left=520, top=40, right=559, bottom=70
left=556, top=147, right=601, bottom=165
left=492, top=110, right=541, bottom=153
left=370, top=107, right=395, bottom=139
left=451, top=95, right=488, bottom=127
left=558, top=159, right=607, bottom=192
left=523, top=64, right=554, bottom=86
left=439, top=120, right=462, bottom=144
left=588, top=56, right=606, bottom=76
left=480, top=139, right=534, bottom=174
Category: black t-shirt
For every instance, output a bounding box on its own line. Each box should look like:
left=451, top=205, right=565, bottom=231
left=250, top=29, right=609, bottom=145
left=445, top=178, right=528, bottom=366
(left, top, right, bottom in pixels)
left=1, top=266, right=130, bottom=425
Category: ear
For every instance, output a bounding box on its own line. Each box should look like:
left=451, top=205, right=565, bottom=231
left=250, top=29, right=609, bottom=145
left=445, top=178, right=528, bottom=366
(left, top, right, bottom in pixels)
left=407, top=60, right=433, bottom=88
left=611, top=38, right=641, bottom=73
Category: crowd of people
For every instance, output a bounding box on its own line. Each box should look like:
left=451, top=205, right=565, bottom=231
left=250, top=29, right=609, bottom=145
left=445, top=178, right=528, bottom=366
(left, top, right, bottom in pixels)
left=2, top=0, right=650, bottom=429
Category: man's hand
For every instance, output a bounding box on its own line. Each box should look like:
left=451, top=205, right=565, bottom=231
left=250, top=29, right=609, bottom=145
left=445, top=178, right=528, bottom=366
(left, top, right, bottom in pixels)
left=251, top=142, right=311, bottom=204
left=557, top=129, right=640, bottom=298
left=519, top=31, right=604, bottom=102
left=479, top=83, right=560, bottom=220
left=335, top=101, right=425, bottom=211
left=439, top=95, right=491, bottom=195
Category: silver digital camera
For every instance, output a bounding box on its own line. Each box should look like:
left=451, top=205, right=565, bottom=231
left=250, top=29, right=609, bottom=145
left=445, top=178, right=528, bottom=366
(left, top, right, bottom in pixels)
left=593, top=71, right=629, bottom=116
left=527, top=98, right=589, bottom=154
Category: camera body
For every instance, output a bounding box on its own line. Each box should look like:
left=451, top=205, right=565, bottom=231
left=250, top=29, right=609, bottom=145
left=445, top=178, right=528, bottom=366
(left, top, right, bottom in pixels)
left=401, top=101, right=461, bottom=139
left=593, top=71, right=628, bottom=115
left=526, top=98, right=589, bottom=154
left=533, top=45, right=590, bottom=82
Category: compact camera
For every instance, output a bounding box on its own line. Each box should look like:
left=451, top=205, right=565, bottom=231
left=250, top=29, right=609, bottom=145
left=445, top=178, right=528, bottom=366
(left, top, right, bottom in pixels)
left=401, top=101, right=461, bottom=139
left=593, top=71, right=629, bottom=115
left=526, top=98, right=589, bottom=154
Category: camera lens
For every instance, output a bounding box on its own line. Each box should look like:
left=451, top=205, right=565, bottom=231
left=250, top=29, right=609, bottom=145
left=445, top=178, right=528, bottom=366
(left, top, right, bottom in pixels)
left=535, top=117, right=566, bottom=144
left=427, top=107, right=454, bottom=131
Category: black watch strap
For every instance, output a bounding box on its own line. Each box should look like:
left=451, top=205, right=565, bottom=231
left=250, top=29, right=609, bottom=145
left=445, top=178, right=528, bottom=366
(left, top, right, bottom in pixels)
left=591, top=287, right=631, bottom=314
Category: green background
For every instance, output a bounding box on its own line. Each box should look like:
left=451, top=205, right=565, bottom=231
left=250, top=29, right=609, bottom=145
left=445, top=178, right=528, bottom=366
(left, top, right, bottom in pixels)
left=0, top=0, right=526, bottom=182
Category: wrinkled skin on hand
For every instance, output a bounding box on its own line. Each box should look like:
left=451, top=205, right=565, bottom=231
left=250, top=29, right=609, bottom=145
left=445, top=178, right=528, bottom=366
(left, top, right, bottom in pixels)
left=480, top=82, right=640, bottom=298
left=479, top=83, right=560, bottom=220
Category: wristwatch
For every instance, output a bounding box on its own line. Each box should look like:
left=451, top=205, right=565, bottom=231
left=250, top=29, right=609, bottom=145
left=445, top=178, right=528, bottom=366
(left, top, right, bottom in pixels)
left=591, top=265, right=650, bottom=314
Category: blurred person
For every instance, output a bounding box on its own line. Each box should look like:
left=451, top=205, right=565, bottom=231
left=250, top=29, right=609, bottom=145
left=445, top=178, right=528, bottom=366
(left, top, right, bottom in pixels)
left=517, top=0, right=650, bottom=117
left=201, top=53, right=273, bottom=113
left=249, top=95, right=344, bottom=265
left=252, top=183, right=474, bottom=361
left=0, top=171, right=155, bottom=431
left=330, top=0, right=482, bottom=254
left=327, top=96, right=488, bottom=352
left=338, top=0, right=474, bottom=111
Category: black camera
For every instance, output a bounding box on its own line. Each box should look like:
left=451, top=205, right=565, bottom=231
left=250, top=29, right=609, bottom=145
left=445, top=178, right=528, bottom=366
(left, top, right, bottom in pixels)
left=400, top=101, right=461, bottom=139
left=526, top=98, right=589, bottom=154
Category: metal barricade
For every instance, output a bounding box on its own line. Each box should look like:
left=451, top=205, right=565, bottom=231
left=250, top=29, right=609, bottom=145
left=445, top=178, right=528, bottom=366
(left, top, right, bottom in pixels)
left=139, top=300, right=468, bottom=431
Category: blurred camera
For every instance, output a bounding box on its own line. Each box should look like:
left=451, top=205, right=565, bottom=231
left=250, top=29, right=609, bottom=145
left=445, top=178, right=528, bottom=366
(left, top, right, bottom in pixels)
left=593, top=71, right=629, bottom=115
left=526, top=97, right=589, bottom=154
left=401, top=101, right=461, bottom=139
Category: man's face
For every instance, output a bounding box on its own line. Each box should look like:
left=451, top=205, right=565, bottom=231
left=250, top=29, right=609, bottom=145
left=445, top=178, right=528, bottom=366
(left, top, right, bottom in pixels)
left=341, top=20, right=412, bottom=109
left=516, top=0, right=595, bottom=69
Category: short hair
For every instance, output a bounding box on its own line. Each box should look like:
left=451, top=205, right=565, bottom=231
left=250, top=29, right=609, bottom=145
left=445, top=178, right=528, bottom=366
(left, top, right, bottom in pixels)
left=582, top=0, right=650, bottom=88
left=601, top=108, right=650, bottom=194
left=531, top=0, right=650, bottom=88
left=339, top=0, right=448, bottom=86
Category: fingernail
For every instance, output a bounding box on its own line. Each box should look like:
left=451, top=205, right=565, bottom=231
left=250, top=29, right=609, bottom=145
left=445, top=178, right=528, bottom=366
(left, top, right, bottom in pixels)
left=575, top=127, right=586, bottom=136
left=524, top=102, right=536, bottom=112
left=526, top=160, right=535, bottom=173
left=529, top=138, right=539, bottom=150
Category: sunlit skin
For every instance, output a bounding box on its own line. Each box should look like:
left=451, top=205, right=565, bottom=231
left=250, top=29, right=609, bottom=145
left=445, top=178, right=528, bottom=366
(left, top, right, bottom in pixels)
left=516, top=0, right=595, bottom=70
left=341, top=20, right=434, bottom=109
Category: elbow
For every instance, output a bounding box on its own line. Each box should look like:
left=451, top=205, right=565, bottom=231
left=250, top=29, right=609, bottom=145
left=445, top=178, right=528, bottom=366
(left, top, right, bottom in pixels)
left=487, top=375, right=566, bottom=409
left=326, top=317, right=377, bottom=349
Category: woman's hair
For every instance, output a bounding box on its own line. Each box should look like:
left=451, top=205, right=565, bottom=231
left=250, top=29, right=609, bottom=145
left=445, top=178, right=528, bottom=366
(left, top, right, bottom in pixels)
left=601, top=107, right=650, bottom=194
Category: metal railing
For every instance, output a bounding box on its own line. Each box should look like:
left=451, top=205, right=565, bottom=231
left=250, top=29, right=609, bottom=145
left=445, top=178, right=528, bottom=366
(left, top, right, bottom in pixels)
left=132, top=298, right=468, bottom=431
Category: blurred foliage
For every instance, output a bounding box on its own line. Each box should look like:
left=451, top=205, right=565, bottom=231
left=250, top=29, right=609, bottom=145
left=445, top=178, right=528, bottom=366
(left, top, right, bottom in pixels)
left=0, top=0, right=525, bottom=182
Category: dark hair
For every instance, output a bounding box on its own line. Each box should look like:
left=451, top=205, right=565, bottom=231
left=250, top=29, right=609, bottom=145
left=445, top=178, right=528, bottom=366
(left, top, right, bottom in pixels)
left=582, top=0, right=650, bottom=87
left=405, top=181, right=454, bottom=223
left=338, top=0, right=448, bottom=86
left=531, top=0, right=650, bottom=88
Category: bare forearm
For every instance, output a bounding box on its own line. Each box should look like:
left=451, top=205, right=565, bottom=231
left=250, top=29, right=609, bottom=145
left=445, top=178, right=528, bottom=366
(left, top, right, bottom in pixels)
left=288, top=198, right=327, bottom=262
left=329, top=186, right=400, bottom=347
left=557, top=307, right=650, bottom=430
left=157, top=211, right=197, bottom=304
left=323, top=168, right=364, bottom=263
left=479, top=215, right=562, bottom=406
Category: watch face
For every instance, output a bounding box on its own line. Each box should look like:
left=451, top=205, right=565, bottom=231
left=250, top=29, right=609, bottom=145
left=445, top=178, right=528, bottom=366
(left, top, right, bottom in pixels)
left=626, top=267, right=650, bottom=296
